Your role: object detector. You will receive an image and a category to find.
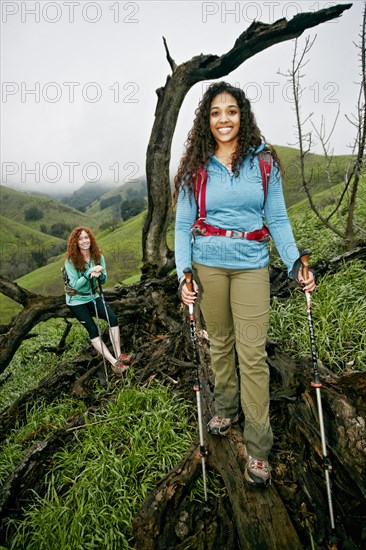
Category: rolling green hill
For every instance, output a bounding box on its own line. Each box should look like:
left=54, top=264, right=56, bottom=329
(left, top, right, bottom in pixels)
left=84, top=179, right=147, bottom=226
left=0, top=215, right=65, bottom=256
left=274, top=146, right=351, bottom=206
left=0, top=185, right=98, bottom=233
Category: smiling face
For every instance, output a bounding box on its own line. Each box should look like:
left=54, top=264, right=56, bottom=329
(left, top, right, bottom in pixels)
left=77, top=230, right=91, bottom=252
left=209, top=92, right=240, bottom=150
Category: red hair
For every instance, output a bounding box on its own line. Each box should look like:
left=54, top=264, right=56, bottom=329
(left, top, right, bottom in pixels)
left=65, top=226, right=102, bottom=271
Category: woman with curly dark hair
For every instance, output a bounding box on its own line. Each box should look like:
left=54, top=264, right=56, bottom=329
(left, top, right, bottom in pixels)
left=64, top=226, right=131, bottom=374
left=174, top=82, right=315, bottom=488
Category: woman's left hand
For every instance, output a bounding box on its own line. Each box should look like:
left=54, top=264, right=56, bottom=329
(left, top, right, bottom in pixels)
left=297, top=268, right=316, bottom=293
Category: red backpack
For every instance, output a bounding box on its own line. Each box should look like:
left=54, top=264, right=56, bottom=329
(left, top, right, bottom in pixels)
left=191, top=150, right=272, bottom=242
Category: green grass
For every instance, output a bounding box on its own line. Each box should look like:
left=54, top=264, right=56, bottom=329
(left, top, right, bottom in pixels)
left=5, top=381, right=195, bottom=550
left=269, top=260, right=366, bottom=371
left=0, top=319, right=89, bottom=412
left=0, top=396, right=88, bottom=487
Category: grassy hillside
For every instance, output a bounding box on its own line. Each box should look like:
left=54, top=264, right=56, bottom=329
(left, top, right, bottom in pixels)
left=275, top=146, right=352, bottom=207
left=0, top=185, right=98, bottom=233
left=0, top=215, right=65, bottom=275
left=84, top=179, right=147, bottom=226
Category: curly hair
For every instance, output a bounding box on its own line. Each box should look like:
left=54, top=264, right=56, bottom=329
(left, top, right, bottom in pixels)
left=173, top=81, right=282, bottom=199
left=65, top=226, right=102, bottom=271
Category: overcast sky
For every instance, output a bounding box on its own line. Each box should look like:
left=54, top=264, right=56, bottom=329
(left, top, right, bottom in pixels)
left=1, top=0, right=363, bottom=194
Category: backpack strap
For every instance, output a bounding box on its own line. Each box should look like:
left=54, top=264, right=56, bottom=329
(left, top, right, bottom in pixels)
left=258, top=149, right=272, bottom=201
left=193, top=169, right=208, bottom=220
left=193, top=150, right=272, bottom=215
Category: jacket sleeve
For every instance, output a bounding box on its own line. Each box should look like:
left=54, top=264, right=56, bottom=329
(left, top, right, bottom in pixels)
left=264, top=165, right=299, bottom=276
left=174, top=186, right=197, bottom=281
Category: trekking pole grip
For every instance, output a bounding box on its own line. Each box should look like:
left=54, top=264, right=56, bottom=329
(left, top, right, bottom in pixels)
left=183, top=268, right=194, bottom=293
left=300, top=249, right=312, bottom=280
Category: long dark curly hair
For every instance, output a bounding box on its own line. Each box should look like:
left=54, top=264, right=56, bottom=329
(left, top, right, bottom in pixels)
left=65, top=226, right=102, bottom=271
left=173, top=81, right=281, bottom=198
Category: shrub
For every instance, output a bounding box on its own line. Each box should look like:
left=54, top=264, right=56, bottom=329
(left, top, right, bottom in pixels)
left=24, top=206, right=44, bottom=221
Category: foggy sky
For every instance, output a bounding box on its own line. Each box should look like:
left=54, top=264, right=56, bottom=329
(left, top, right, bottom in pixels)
left=1, top=0, right=363, bottom=194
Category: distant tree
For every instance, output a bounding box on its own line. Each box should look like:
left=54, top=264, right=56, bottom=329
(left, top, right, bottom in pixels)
left=24, top=206, right=43, bottom=221
left=40, top=224, right=48, bottom=234
left=98, top=218, right=120, bottom=232
left=49, top=223, right=71, bottom=239
left=100, top=195, right=121, bottom=211
left=31, top=251, right=47, bottom=268
left=121, top=198, right=146, bottom=221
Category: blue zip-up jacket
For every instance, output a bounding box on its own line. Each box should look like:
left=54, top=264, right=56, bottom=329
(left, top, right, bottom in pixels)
left=174, top=144, right=299, bottom=280
left=64, top=255, right=107, bottom=306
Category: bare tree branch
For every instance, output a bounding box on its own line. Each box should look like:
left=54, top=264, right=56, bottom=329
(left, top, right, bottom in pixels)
left=281, top=4, right=366, bottom=249
left=162, top=36, right=177, bottom=73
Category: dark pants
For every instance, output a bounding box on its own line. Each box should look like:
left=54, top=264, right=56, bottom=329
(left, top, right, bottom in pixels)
left=68, top=297, right=118, bottom=339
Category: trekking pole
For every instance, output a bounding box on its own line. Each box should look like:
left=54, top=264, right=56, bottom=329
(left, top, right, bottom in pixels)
left=300, top=251, right=336, bottom=537
left=97, top=279, right=119, bottom=360
left=91, top=284, right=109, bottom=383
left=183, top=268, right=208, bottom=502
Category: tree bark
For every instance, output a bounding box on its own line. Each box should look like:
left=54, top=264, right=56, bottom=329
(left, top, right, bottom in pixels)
left=141, top=3, right=352, bottom=278
left=0, top=275, right=71, bottom=373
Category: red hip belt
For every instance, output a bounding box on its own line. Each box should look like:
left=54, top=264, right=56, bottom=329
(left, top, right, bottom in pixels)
left=191, top=218, right=271, bottom=242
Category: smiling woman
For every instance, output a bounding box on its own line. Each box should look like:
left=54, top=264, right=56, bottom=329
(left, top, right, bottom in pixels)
left=63, top=226, right=133, bottom=375
left=173, top=80, right=316, bottom=489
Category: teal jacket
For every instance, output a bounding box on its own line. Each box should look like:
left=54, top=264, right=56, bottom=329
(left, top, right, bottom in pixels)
left=64, top=255, right=107, bottom=306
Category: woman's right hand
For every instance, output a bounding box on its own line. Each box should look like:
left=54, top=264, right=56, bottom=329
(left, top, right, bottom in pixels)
left=90, top=265, right=104, bottom=277
left=179, top=277, right=199, bottom=306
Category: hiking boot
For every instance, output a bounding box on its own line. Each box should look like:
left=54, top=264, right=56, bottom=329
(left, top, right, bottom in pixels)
left=207, top=415, right=237, bottom=436
left=118, top=353, right=133, bottom=365
left=244, top=455, right=271, bottom=488
left=112, top=360, right=129, bottom=376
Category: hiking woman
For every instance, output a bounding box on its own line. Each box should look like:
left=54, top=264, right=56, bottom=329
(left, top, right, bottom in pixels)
left=64, top=226, right=131, bottom=374
left=174, top=81, right=315, bottom=488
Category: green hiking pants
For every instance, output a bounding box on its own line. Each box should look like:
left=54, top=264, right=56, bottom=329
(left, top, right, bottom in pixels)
left=193, top=263, right=273, bottom=460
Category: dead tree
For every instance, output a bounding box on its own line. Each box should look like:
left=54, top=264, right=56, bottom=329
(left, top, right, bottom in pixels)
left=141, top=3, right=353, bottom=278
left=280, top=2, right=366, bottom=251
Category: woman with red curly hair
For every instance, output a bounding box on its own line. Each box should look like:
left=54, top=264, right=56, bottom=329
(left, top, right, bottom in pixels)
left=64, top=226, right=131, bottom=374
